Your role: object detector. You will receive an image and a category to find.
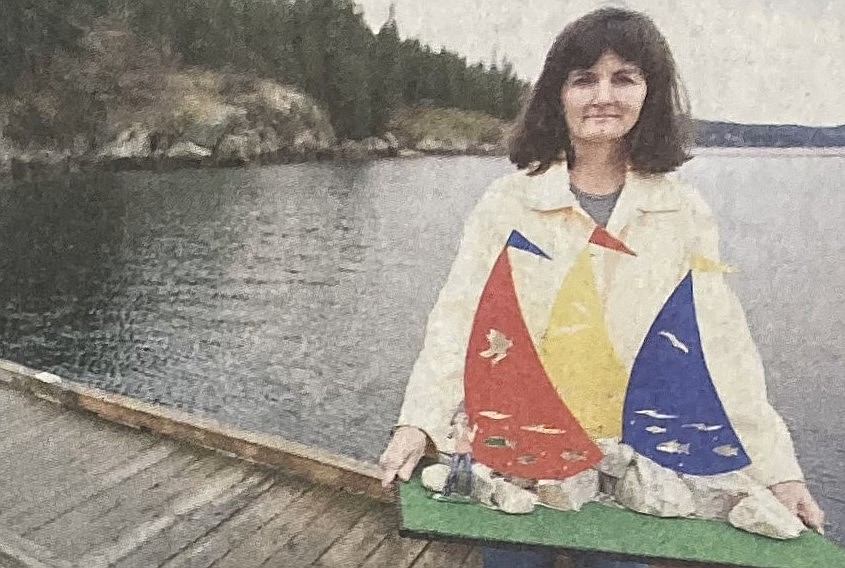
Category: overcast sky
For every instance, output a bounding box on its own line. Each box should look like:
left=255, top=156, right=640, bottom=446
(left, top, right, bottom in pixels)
left=356, top=0, right=844, bottom=126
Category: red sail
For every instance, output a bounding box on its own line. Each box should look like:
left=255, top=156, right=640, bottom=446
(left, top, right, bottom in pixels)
left=464, top=250, right=601, bottom=479
left=589, top=226, right=636, bottom=256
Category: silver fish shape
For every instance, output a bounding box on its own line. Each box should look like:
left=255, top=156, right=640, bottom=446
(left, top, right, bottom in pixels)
left=682, top=423, right=723, bottom=432
left=478, top=410, right=512, bottom=420
left=656, top=440, right=690, bottom=455
left=645, top=425, right=667, bottom=434
left=635, top=409, right=679, bottom=419
left=712, top=444, right=739, bottom=457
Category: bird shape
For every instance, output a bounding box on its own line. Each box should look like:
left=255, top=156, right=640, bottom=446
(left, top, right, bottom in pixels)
left=658, top=330, right=689, bottom=353
left=683, top=423, right=723, bottom=432
left=479, top=328, right=513, bottom=364
left=634, top=409, right=679, bottom=419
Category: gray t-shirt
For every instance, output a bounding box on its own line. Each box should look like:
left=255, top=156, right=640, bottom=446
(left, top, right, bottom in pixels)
left=570, top=184, right=623, bottom=228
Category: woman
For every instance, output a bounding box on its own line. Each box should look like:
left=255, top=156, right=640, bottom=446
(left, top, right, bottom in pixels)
left=380, top=7, right=824, bottom=568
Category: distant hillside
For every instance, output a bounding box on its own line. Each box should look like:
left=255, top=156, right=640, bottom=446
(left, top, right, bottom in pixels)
left=694, top=120, right=845, bottom=147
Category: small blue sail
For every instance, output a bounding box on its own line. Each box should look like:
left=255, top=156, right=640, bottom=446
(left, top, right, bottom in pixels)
left=506, top=230, right=551, bottom=260
left=621, top=271, right=751, bottom=475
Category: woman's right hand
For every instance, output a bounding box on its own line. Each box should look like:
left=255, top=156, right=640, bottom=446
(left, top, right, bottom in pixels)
left=379, top=426, right=427, bottom=488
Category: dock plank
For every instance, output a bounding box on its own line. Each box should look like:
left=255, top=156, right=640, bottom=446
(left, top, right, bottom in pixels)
left=411, top=541, right=473, bottom=568
left=47, top=453, right=230, bottom=560
left=212, top=485, right=342, bottom=568
left=25, top=450, right=198, bottom=554
left=113, top=470, right=275, bottom=568
left=358, top=531, right=428, bottom=568
left=160, top=476, right=311, bottom=568
left=259, top=489, right=373, bottom=567
left=6, top=442, right=177, bottom=533
left=311, top=507, right=393, bottom=567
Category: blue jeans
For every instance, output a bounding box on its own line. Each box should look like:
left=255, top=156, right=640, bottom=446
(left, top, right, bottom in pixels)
left=443, top=452, right=473, bottom=495
left=481, top=546, right=650, bottom=568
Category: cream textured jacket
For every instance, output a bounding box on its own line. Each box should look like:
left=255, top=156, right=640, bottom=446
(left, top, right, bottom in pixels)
left=397, top=161, right=803, bottom=488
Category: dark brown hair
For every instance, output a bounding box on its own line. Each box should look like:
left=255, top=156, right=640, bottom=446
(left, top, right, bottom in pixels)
left=508, top=7, right=692, bottom=175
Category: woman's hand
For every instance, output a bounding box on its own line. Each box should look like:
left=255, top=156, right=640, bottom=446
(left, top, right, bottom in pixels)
left=769, top=480, right=826, bottom=534
left=379, top=426, right=427, bottom=488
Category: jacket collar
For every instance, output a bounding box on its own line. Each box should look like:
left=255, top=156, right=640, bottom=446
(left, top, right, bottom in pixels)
left=518, top=161, right=683, bottom=233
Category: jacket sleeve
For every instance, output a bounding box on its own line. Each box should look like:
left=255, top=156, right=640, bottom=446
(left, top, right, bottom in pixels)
left=396, top=177, right=511, bottom=453
left=687, top=191, right=804, bottom=487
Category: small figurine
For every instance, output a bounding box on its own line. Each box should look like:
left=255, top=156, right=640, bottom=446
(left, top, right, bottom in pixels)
left=442, top=405, right=478, bottom=497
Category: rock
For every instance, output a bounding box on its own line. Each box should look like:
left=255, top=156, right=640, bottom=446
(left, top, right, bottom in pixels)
left=398, top=149, right=423, bottom=158
left=537, top=469, right=599, bottom=511
left=258, top=127, right=281, bottom=156
left=595, top=438, right=635, bottom=478
left=728, top=490, right=805, bottom=539
left=181, top=103, right=247, bottom=149
left=470, top=463, right=497, bottom=507
left=615, top=455, right=695, bottom=517
left=97, top=124, right=152, bottom=160
left=165, top=141, right=212, bottom=161
left=216, top=133, right=260, bottom=164
left=492, top=478, right=537, bottom=514
left=382, top=132, right=399, bottom=151
left=421, top=464, right=450, bottom=493
left=337, top=139, right=368, bottom=160
left=362, top=136, right=391, bottom=156
left=681, top=471, right=756, bottom=520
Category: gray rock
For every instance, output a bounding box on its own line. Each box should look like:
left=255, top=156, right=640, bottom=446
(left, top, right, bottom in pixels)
left=216, top=134, right=254, bottom=163
left=470, top=463, right=497, bottom=507
left=165, top=141, right=212, bottom=161
left=97, top=124, right=152, bottom=160
left=181, top=104, right=247, bottom=149
left=681, top=471, right=756, bottom=520
left=595, top=438, right=635, bottom=478
left=492, top=478, right=537, bottom=514
left=615, top=455, right=695, bottom=517
left=382, top=132, right=399, bottom=150
left=421, top=464, right=450, bottom=493
left=537, top=469, right=599, bottom=511
left=728, top=490, right=805, bottom=539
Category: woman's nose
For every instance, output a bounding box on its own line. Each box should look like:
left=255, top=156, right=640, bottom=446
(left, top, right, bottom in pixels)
left=593, top=79, right=614, bottom=103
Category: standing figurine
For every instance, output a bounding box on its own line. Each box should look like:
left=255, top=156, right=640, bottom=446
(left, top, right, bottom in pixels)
left=442, top=407, right=478, bottom=496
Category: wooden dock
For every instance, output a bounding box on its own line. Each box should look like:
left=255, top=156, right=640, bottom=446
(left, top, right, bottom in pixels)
left=0, top=386, right=499, bottom=568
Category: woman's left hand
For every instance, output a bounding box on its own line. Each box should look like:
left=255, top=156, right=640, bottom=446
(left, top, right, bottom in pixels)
left=769, top=480, right=826, bottom=534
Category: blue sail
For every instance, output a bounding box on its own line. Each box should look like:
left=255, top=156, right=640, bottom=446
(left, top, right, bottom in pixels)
left=621, top=271, right=751, bottom=474
left=506, top=230, right=551, bottom=260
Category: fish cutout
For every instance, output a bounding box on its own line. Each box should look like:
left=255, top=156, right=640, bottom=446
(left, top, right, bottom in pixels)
left=520, top=425, right=567, bottom=435
left=645, top=425, right=667, bottom=434
left=556, top=324, right=589, bottom=334
left=516, top=455, right=537, bottom=465
left=484, top=436, right=517, bottom=449
left=658, top=330, right=690, bottom=353
left=478, top=329, right=513, bottom=364
left=560, top=449, right=588, bottom=462
left=656, top=440, right=690, bottom=455
left=634, top=409, right=679, bottom=419
left=478, top=411, right=512, bottom=420
left=683, top=423, right=723, bottom=432
left=589, top=226, right=636, bottom=256
left=713, top=445, right=740, bottom=457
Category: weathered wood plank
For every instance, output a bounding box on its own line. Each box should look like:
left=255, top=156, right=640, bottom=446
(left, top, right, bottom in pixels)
left=462, top=547, right=483, bottom=568
left=25, top=450, right=197, bottom=553
left=258, top=489, right=373, bottom=567
left=3, top=441, right=174, bottom=533
left=410, top=541, right=473, bottom=568
left=0, top=526, right=74, bottom=568
left=48, top=454, right=230, bottom=560
left=358, top=531, right=428, bottom=568
left=160, top=475, right=311, bottom=568
left=311, top=507, right=393, bottom=567
left=112, top=470, right=275, bottom=568
left=212, top=485, right=342, bottom=568
left=75, top=464, right=257, bottom=568
left=0, top=414, right=66, bottom=457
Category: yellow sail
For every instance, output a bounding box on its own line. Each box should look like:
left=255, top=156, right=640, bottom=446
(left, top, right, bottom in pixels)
left=538, top=248, right=629, bottom=439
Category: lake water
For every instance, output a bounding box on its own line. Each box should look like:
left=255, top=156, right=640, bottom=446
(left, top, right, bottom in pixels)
left=0, top=154, right=842, bottom=542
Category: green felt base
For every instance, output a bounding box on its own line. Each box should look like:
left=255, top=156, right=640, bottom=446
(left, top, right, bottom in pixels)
left=399, top=475, right=845, bottom=568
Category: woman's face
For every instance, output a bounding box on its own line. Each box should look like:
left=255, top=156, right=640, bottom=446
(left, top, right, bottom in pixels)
left=560, top=50, right=647, bottom=145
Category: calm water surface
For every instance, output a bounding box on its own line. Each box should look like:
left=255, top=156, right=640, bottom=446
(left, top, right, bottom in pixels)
left=0, top=154, right=842, bottom=541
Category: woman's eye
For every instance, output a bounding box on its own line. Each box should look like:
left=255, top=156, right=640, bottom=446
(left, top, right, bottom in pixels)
left=612, top=75, right=636, bottom=84
left=571, top=76, right=594, bottom=86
